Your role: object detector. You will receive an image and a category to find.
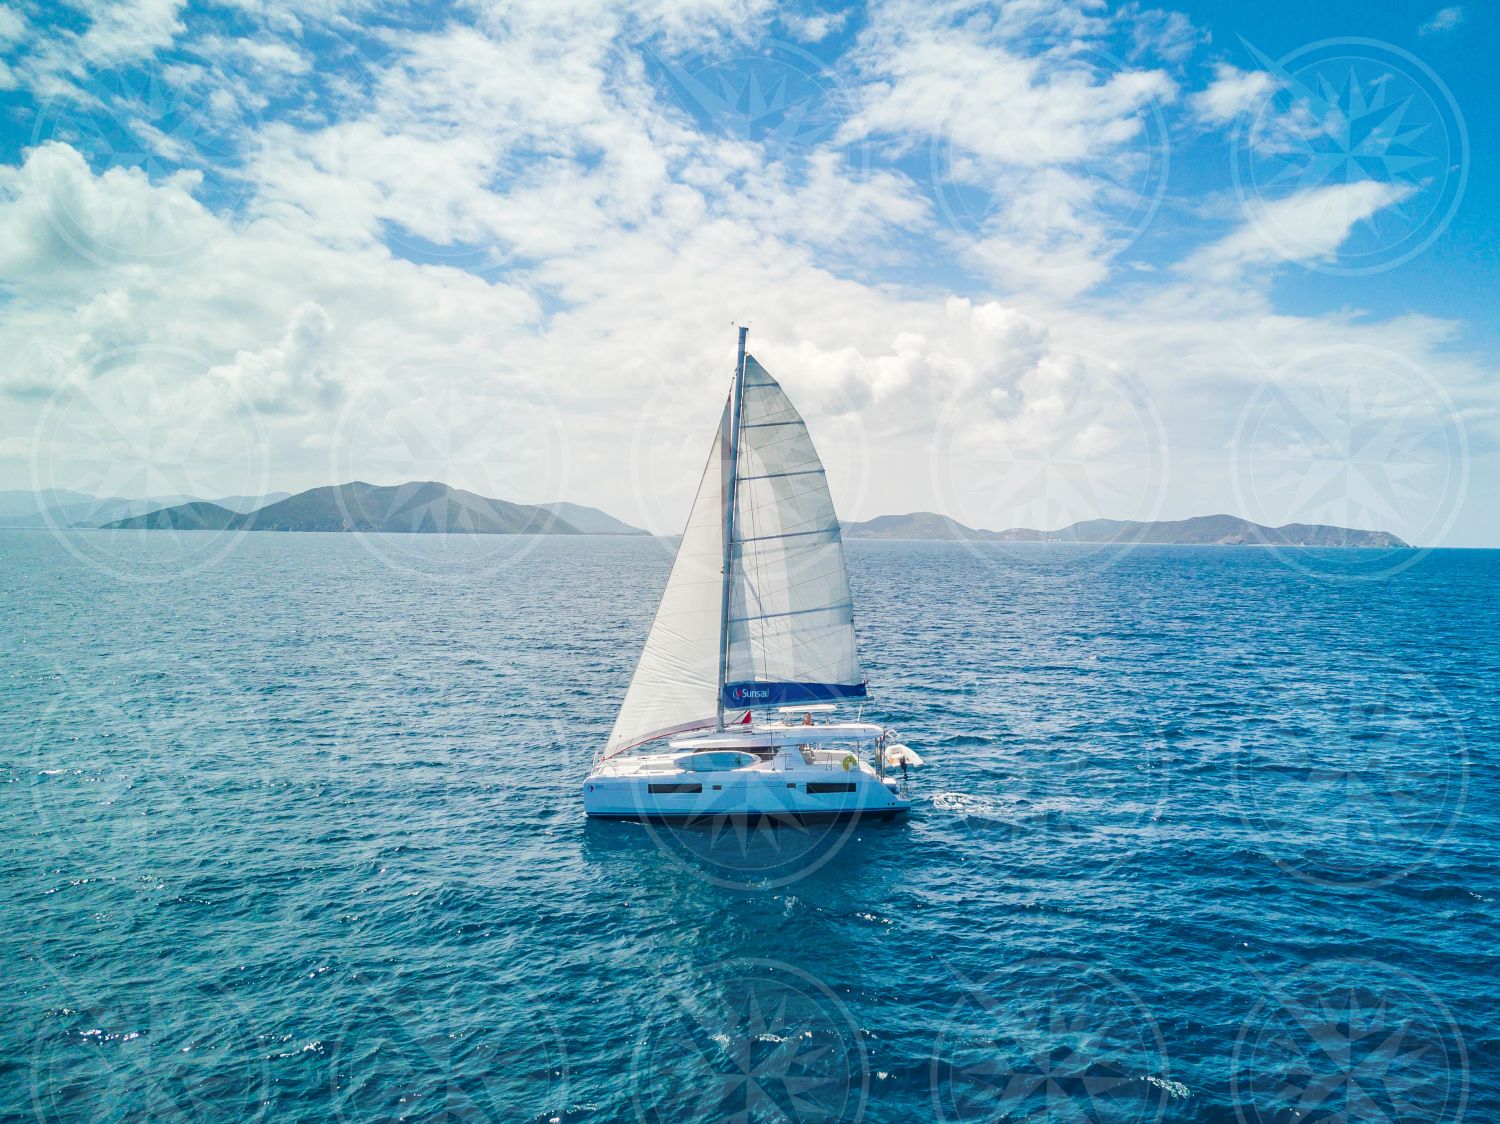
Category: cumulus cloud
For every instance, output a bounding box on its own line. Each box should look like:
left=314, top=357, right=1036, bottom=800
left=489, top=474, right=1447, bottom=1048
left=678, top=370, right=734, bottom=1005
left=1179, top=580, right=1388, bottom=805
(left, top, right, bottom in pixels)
left=210, top=302, right=343, bottom=415
left=1191, top=63, right=1276, bottom=126
left=0, top=0, right=1494, bottom=545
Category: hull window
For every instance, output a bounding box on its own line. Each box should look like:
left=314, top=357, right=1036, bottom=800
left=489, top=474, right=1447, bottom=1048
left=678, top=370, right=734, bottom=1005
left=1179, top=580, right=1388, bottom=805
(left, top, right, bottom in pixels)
left=806, top=782, right=856, bottom=795
left=648, top=783, right=703, bottom=794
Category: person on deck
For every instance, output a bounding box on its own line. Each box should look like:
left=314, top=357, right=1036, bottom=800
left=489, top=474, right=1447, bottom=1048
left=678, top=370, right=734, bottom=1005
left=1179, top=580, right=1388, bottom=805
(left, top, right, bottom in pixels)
left=801, top=712, right=814, bottom=726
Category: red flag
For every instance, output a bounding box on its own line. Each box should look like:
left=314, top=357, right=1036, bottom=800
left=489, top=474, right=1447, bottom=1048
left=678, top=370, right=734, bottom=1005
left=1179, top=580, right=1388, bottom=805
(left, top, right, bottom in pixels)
left=737, top=710, right=752, bottom=725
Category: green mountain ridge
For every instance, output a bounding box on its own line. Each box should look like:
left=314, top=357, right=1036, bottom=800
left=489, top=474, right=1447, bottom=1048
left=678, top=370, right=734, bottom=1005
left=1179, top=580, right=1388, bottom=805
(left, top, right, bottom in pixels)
left=101, top=482, right=645, bottom=536
left=536, top=501, right=647, bottom=535
left=0, top=490, right=291, bottom=528
left=841, top=511, right=1411, bottom=548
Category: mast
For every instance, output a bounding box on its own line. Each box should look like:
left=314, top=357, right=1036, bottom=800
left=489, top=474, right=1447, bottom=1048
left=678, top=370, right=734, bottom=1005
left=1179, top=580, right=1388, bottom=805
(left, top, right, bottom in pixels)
left=716, top=325, right=748, bottom=730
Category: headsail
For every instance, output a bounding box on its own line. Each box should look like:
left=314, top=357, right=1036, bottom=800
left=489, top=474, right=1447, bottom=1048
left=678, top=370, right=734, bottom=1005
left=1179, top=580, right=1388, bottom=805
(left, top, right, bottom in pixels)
left=722, top=355, right=865, bottom=708
left=602, top=404, right=729, bottom=758
left=602, top=339, right=865, bottom=760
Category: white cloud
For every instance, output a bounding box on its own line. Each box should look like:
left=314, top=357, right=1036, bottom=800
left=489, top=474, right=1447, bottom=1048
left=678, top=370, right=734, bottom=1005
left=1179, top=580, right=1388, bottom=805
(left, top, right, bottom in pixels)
left=0, top=1, right=1495, bottom=546
left=1124, top=5, right=1206, bottom=64
left=0, top=7, right=26, bottom=45
left=1192, top=63, right=1276, bottom=126
left=73, top=0, right=187, bottom=62
left=780, top=9, right=848, bottom=42
left=210, top=302, right=343, bottom=416
left=844, top=0, right=1177, bottom=297
left=1182, top=181, right=1415, bottom=282
left=1419, top=6, right=1464, bottom=36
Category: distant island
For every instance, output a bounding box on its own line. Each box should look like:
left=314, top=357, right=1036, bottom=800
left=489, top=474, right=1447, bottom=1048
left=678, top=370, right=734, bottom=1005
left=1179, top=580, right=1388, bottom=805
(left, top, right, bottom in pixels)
left=97, top=482, right=647, bottom=535
left=841, top=512, right=1410, bottom=548
left=0, top=483, right=644, bottom=535
left=1, top=485, right=1408, bottom=547
left=0, top=489, right=292, bottom=528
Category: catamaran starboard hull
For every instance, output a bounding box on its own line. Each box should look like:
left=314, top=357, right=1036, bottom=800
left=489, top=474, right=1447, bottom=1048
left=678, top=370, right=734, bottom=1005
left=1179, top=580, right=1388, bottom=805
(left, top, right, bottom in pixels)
left=583, top=749, right=910, bottom=823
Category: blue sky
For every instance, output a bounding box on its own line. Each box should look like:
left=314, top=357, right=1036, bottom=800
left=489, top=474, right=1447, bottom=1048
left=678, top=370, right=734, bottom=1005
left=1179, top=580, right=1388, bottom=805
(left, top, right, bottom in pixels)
left=0, top=0, right=1494, bottom=545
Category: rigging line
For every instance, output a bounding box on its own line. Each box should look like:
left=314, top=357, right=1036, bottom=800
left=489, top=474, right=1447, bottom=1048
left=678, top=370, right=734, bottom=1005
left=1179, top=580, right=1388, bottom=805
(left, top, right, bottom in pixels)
left=729, top=603, right=853, bottom=624
left=734, top=496, right=831, bottom=523
left=735, top=473, right=831, bottom=510
left=723, top=522, right=834, bottom=543
left=733, top=526, right=838, bottom=545
left=734, top=474, right=828, bottom=500
left=730, top=507, right=833, bottom=531
left=736, top=468, right=825, bottom=483
left=744, top=428, right=811, bottom=454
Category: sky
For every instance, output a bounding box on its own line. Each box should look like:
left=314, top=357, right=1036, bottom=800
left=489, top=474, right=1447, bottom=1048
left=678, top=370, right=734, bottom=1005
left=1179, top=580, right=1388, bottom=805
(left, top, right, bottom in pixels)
left=0, top=0, right=1495, bottom=544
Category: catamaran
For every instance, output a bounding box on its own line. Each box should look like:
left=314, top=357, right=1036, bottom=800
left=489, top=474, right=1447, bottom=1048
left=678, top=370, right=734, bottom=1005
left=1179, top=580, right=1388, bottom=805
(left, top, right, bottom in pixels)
left=583, top=327, right=917, bottom=823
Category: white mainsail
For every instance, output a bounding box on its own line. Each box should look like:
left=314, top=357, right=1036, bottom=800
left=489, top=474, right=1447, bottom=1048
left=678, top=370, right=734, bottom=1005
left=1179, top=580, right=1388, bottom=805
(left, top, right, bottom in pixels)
left=723, top=356, right=863, bottom=704
left=602, top=339, right=864, bottom=760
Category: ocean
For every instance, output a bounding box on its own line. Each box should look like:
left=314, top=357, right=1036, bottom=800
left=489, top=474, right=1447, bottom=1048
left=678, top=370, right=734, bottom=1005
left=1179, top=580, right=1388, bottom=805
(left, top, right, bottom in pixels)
left=3, top=529, right=1496, bottom=1121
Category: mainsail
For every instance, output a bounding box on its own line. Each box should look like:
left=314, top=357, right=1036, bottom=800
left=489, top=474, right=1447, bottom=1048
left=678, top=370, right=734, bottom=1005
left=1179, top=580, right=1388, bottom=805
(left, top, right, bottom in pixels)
left=722, top=356, right=864, bottom=708
left=602, top=336, right=864, bottom=759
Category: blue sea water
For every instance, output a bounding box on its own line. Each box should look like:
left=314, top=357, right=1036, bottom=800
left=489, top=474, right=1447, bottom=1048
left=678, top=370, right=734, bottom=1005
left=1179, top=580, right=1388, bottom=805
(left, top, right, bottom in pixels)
left=2, top=529, right=1496, bottom=1122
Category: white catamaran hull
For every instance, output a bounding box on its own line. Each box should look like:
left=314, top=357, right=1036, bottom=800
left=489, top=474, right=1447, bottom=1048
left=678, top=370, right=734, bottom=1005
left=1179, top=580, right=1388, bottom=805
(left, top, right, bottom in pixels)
left=584, top=744, right=910, bottom=823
